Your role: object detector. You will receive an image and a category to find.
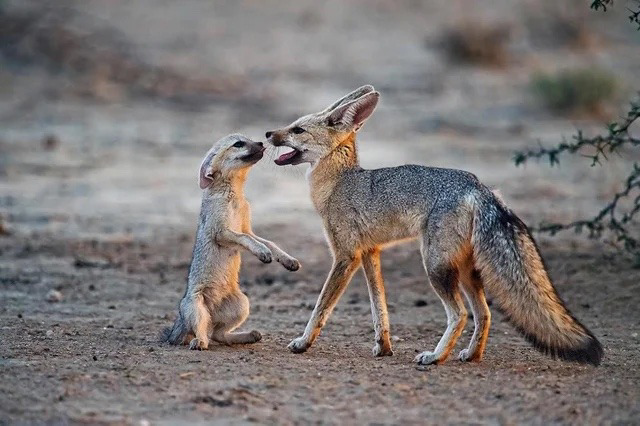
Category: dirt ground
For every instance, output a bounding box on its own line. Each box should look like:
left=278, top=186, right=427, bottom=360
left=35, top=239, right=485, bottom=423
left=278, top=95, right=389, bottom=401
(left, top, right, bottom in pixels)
left=1, top=0, right=640, bottom=424
left=1, top=230, right=639, bottom=424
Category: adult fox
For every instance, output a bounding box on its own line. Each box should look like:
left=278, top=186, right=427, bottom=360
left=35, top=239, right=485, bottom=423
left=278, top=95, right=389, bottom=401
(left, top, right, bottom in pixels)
left=266, top=85, right=603, bottom=366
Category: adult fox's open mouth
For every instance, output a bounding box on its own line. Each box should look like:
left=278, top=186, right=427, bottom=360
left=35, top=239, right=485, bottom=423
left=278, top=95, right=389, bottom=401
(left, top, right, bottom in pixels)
left=274, top=148, right=302, bottom=165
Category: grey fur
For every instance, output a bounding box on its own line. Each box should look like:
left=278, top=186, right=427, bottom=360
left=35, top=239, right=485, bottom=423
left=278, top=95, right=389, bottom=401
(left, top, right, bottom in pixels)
left=162, top=134, right=300, bottom=350
left=267, top=86, right=603, bottom=365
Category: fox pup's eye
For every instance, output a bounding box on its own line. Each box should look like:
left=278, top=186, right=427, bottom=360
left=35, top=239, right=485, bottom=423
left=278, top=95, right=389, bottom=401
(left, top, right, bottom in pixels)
left=291, top=127, right=305, bottom=134
left=232, top=141, right=245, bottom=148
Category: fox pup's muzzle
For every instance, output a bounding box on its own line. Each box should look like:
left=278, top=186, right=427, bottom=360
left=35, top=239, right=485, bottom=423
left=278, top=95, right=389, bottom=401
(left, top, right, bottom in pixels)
left=241, top=143, right=265, bottom=163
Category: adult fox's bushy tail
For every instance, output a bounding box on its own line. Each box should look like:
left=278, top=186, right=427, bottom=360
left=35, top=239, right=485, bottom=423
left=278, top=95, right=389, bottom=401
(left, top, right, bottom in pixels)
left=472, top=191, right=603, bottom=365
left=160, top=315, right=188, bottom=345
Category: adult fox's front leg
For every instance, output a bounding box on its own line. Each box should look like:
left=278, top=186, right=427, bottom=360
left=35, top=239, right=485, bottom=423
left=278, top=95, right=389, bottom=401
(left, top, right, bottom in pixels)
left=288, top=254, right=361, bottom=353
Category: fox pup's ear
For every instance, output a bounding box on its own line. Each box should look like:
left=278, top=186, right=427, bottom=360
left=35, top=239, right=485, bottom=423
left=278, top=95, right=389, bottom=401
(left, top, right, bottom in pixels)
left=327, top=91, right=379, bottom=132
left=198, top=148, right=218, bottom=189
left=322, top=85, right=375, bottom=113
left=199, top=165, right=215, bottom=189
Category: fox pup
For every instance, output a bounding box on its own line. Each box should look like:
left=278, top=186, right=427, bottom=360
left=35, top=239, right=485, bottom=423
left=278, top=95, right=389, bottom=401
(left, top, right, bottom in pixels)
left=266, top=86, right=603, bottom=366
left=162, top=134, right=300, bottom=350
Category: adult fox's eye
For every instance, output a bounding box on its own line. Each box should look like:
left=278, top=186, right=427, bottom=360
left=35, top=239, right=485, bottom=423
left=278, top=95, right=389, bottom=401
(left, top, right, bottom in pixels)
left=291, top=127, right=305, bottom=134
left=233, top=141, right=245, bottom=148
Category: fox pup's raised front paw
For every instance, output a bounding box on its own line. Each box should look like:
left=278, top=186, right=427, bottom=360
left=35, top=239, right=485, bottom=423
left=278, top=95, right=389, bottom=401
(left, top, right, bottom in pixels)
left=288, top=336, right=310, bottom=353
left=189, top=338, right=208, bottom=351
left=280, top=256, right=300, bottom=271
left=257, top=247, right=273, bottom=264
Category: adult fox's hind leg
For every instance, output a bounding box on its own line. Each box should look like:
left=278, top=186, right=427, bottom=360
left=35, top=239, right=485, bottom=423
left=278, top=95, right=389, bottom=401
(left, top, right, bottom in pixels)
left=415, top=240, right=467, bottom=365
left=458, top=263, right=491, bottom=362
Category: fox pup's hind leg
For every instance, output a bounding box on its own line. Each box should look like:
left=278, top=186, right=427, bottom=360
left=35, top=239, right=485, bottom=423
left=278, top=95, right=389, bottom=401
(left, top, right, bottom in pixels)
left=362, top=249, right=393, bottom=357
left=415, top=242, right=467, bottom=365
left=211, top=291, right=262, bottom=345
left=213, top=328, right=262, bottom=344
left=185, top=293, right=211, bottom=350
left=458, top=264, right=491, bottom=362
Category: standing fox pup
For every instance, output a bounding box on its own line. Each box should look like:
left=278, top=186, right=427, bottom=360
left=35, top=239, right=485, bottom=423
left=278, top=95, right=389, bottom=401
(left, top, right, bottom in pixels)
left=162, top=134, right=300, bottom=350
left=266, top=86, right=603, bottom=366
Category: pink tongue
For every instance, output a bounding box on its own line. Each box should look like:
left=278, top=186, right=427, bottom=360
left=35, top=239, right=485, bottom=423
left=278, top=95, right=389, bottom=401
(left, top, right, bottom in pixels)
left=275, top=149, right=298, bottom=164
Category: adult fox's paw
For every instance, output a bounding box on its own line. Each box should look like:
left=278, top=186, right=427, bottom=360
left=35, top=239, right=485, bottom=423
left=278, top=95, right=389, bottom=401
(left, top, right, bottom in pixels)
left=414, top=351, right=441, bottom=365
left=287, top=337, right=310, bottom=353
left=458, top=348, right=482, bottom=362
left=373, top=342, right=394, bottom=357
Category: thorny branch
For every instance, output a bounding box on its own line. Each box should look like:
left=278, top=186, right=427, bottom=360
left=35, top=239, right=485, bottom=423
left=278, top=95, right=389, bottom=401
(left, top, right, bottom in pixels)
left=511, top=2, right=640, bottom=257
left=590, top=0, right=640, bottom=29
left=514, top=98, right=640, bottom=255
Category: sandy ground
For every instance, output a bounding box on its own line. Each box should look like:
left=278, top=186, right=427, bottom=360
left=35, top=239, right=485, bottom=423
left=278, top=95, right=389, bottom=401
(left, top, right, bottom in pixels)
left=1, top=0, right=640, bottom=424
left=1, top=231, right=639, bottom=424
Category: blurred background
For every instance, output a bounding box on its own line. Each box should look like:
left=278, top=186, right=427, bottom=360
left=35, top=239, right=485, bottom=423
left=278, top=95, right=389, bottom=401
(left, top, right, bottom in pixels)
left=1, top=0, right=638, bottom=242
left=2, top=1, right=640, bottom=423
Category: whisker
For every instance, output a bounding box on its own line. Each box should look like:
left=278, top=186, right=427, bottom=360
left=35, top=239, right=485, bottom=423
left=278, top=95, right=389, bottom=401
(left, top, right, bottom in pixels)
left=260, top=144, right=307, bottom=181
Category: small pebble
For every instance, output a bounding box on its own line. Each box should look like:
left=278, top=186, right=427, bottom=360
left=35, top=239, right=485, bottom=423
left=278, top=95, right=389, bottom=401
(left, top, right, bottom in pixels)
left=46, top=330, right=54, bottom=338
left=46, top=290, right=63, bottom=303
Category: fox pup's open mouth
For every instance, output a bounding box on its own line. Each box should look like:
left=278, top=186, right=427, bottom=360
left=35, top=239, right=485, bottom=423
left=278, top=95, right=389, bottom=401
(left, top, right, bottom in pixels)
left=274, top=148, right=302, bottom=166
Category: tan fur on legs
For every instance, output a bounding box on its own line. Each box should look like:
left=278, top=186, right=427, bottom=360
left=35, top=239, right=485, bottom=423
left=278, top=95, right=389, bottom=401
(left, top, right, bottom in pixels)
left=210, top=291, right=262, bottom=345
left=268, top=86, right=602, bottom=365
left=415, top=215, right=470, bottom=365
left=288, top=254, right=362, bottom=353
left=189, top=293, right=211, bottom=350
left=162, top=134, right=300, bottom=351
left=213, top=329, right=262, bottom=344
left=362, top=248, right=393, bottom=356
left=414, top=265, right=467, bottom=365
left=458, top=263, right=491, bottom=361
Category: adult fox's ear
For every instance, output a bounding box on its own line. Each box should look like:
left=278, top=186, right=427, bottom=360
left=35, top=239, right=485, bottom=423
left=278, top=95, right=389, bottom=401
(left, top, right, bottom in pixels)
left=321, top=85, right=375, bottom=113
left=198, top=148, right=218, bottom=189
left=326, top=91, right=379, bottom=132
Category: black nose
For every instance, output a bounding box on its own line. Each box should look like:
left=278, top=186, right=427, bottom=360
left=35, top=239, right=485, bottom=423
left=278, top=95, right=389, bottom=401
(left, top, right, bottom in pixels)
left=265, top=131, right=273, bottom=138
left=256, top=141, right=264, bottom=147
